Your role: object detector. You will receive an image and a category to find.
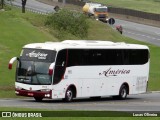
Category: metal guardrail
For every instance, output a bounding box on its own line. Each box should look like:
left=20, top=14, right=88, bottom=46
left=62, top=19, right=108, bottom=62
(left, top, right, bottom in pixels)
left=108, top=7, right=160, bottom=21
left=58, top=0, right=85, bottom=6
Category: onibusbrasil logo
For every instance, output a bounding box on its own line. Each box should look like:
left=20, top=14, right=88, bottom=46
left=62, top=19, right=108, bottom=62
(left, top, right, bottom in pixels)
left=1, top=112, right=42, bottom=118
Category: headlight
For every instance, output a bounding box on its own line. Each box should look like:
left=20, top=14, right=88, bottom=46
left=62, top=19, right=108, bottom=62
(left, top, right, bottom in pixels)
left=16, top=86, right=22, bottom=90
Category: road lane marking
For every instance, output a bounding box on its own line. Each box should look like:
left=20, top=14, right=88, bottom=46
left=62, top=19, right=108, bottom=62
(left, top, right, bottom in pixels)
left=124, top=31, right=160, bottom=41
left=155, top=32, right=160, bottom=35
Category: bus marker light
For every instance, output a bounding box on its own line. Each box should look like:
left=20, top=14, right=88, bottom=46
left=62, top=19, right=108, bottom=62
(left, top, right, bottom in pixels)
left=49, top=69, right=53, bottom=76
left=8, top=64, right=12, bottom=69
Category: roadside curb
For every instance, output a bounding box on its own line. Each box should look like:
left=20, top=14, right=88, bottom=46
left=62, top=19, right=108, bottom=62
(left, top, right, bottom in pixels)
left=150, top=91, right=160, bottom=93
left=144, top=91, right=160, bottom=94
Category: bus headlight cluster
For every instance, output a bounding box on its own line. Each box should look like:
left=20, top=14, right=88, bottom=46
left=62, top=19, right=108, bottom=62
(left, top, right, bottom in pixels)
left=45, top=94, right=50, bottom=97
left=16, top=86, right=22, bottom=90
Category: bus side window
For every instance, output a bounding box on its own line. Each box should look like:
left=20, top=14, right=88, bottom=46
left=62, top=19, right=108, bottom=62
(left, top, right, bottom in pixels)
left=114, top=50, right=123, bottom=65
left=129, top=49, right=149, bottom=65
left=123, top=50, right=129, bottom=65
left=68, top=49, right=83, bottom=67
left=56, top=50, right=66, bottom=66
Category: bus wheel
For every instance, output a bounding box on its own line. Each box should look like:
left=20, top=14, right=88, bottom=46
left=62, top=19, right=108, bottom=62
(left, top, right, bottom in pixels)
left=112, top=85, right=128, bottom=100
left=64, top=88, right=73, bottom=102
left=119, top=85, right=128, bottom=100
left=34, top=97, right=43, bottom=102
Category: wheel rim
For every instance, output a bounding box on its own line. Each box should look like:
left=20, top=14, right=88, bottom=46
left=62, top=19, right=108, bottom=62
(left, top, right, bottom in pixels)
left=121, top=88, right=127, bottom=98
left=66, top=90, right=73, bottom=101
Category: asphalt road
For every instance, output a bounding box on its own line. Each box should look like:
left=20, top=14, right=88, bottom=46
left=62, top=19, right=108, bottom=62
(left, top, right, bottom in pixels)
left=114, top=19, right=160, bottom=46
left=0, top=93, right=160, bottom=111
left=7, top=0, right=54, bottom=13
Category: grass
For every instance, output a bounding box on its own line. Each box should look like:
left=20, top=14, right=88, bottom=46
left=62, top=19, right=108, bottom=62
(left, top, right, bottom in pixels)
left=90, top=0, right=160, bottom=14
left=0, top=6, right=159, bottom=99
left=148, top=45, right=160, bottom=90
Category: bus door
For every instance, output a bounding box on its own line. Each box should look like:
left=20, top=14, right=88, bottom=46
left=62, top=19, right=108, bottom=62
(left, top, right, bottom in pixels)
left=53, top=49, right=68, bottom=85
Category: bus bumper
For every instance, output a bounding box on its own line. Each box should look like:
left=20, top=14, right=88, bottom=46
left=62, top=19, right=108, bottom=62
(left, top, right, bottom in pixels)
left=15, top=89, right=52, bottom=99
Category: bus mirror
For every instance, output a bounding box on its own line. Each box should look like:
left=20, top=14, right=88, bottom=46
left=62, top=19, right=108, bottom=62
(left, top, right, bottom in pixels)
left=49, top=63, right=55, bottom=76
left=8, top=57, right=18, bottom=70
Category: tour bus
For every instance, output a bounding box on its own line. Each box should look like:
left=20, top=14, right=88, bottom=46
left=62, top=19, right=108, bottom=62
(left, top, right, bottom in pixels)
left=8, top=40, right=150, bottom=102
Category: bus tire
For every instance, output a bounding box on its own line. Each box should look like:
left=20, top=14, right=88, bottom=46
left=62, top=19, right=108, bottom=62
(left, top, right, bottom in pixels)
left=34, top=97, right=43, bottom=102
left=112, top=85, right=128, bottom=100
left=64, top=88, right=73, bottom=102
left=119, top=85, right=128, bottom=100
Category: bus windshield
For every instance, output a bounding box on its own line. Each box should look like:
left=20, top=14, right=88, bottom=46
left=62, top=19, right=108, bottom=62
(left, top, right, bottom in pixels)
left=16, top=49, right=56, bottom=85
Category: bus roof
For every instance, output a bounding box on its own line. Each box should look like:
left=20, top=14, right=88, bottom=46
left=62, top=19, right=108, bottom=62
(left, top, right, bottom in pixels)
left=23, top=40, right=149, bottom=51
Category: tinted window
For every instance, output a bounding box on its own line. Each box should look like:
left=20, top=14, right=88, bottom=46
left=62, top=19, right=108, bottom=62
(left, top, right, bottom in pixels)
left=67, top=49, right=149, bottom=66
left=124, top=49, right=149, bottom=65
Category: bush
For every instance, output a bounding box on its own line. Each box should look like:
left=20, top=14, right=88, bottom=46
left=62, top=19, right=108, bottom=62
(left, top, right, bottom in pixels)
left=45, top=9, right=89, bottom=38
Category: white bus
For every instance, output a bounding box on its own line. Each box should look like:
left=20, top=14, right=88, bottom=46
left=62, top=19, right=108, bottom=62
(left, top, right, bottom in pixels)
left=8, top=40, right=150, bottom=102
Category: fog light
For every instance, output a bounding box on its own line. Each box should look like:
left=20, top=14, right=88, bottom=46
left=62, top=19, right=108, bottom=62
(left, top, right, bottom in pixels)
left=45, top=94, right=50, bottom=97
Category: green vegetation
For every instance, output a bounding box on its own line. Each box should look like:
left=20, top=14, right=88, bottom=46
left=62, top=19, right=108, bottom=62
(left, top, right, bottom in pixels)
left=149, top=46, right=160, bottom=90
left=90, top=0, right=160, bottom=14
left=0, top=6, right=160, bottom=99
left=45, top=9, right=89, bottom=38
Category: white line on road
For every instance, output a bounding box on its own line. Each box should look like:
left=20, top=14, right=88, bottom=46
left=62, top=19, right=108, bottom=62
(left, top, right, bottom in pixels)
left=155, top=32, right=160, bottom=35
left=124, top=31, right=160, bottom=41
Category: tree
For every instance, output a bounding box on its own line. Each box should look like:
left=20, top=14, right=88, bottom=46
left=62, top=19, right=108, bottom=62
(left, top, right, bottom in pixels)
left=22, top=0, right=27, bottom=13
left=1, top=0, right=4, bottom=9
